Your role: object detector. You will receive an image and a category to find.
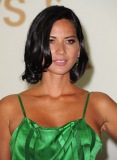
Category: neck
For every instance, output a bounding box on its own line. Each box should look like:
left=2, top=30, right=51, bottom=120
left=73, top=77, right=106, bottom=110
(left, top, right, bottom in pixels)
left=39, top=72, right=75, bottom=97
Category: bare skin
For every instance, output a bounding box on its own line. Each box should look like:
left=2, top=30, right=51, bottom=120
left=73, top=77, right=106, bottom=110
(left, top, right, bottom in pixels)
left=0, top=19, right=117, bottom=159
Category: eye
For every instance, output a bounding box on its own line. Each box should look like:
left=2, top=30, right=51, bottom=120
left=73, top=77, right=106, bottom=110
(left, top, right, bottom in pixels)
left=49, top=39, right=55, bottom=44
left=66, top=39, right=75, bottom=44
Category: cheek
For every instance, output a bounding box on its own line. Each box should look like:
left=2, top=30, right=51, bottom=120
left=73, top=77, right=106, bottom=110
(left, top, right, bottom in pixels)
left=71, top=48, right=80, bottom=58
left=71, top=42, right=80, bottom=55
left=73, top=53, right=79, bottom=63
left=49, top=45, right=54, bottom=53
left=69, top=48, right=80, bottom=64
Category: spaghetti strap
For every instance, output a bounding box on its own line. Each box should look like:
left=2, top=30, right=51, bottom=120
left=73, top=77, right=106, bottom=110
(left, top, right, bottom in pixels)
left=82, top=92, right=90, bottom=118
left=17, top=94, right=27, bottom=117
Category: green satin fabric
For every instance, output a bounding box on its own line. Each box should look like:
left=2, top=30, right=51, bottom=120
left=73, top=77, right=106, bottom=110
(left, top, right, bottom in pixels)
left=10, top=92, right=102, bottom=160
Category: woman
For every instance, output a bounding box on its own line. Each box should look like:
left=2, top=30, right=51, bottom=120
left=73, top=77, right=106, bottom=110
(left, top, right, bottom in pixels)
left=0, top=5, right=117, bottom=160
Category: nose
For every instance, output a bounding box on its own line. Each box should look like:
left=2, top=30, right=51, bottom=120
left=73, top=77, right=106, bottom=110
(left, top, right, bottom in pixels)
left=55, top=42, right=65, bottom=55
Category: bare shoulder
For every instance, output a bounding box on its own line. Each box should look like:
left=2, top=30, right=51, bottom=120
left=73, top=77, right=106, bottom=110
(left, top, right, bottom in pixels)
left=90, top=91, right=116, bottom=108
left=0, top=94, right=18, bottom=107
left=0, top=94, right=20, bottom=118
left=0, top=94, right=18, bottom=103
left=89, top=91, right=117, bottom=114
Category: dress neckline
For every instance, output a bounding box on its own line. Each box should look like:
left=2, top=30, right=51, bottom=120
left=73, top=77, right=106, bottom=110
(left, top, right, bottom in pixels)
left=11, top=116, right=102, bottom=143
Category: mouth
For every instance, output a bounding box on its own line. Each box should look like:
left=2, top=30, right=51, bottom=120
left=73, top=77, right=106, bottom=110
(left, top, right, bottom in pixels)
left=53, top=59, right=67, bottom=66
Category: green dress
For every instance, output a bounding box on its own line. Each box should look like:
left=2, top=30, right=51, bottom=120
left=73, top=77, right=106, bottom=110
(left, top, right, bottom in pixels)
left=10, top=92, right=102, bottom=160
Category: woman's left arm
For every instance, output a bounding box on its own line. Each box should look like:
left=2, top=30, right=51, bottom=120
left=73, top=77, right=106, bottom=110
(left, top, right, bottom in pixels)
left=101, top=93, right=117, bottom=141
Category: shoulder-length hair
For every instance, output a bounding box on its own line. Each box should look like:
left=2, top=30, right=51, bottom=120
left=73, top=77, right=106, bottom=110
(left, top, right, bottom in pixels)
left=22, top=5, right=88, bottom=84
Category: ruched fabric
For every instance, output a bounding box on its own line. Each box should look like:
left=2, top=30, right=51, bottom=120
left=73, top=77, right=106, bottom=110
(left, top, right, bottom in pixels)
left=10, top=92, right=102, bottom=160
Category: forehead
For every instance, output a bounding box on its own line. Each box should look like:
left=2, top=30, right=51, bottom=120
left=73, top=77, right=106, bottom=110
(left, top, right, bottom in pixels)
left=50, top=19, right=76, bottom=35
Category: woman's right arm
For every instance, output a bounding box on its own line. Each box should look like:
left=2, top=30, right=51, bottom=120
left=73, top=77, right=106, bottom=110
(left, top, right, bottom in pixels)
left=0, top=98, right=12, bottom=160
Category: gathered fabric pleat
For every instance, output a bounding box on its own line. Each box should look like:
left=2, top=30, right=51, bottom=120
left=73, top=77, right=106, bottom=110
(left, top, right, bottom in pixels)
left=10, top=117, right=102, bottom=160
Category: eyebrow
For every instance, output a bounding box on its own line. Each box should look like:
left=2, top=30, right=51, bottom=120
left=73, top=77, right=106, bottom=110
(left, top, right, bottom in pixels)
left=65, top=35, right=77, bottom=39
left=50, top=35, right=77, bottom=39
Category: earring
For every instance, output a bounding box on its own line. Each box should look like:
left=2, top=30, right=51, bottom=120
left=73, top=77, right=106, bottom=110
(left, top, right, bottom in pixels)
left=75, top=57, right=80, bottom=72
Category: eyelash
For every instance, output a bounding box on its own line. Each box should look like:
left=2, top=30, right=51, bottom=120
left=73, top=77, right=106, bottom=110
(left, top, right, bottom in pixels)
left=49, top=39, right=75, bottom=44
left=49, top=39, right=55, bottom=44
left=66, top=39, right=75, bottom=44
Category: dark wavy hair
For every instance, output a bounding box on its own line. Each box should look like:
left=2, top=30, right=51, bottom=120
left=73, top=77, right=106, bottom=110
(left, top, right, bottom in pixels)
left=22, top=5, right=88, bottom=84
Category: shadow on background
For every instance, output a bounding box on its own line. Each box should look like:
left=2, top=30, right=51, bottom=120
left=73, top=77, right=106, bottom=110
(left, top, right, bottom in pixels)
left=96, top=131, right=109, bottom=160
left=96, top=132, right=117, bottom=160
left=76, top=68, right=93, bottom=88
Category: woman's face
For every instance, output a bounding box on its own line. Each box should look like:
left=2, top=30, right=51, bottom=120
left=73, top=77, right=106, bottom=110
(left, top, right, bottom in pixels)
left=48, top=19, right=80, bottom=75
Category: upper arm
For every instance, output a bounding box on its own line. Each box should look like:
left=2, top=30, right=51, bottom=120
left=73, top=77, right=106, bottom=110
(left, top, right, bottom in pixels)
left=100, top=93, right=117, bottom=141
left=0, top=98, right=12, bottom=160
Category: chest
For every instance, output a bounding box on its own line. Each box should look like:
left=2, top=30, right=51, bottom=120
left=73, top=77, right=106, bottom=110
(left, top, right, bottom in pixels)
left=22, top=96, right=86, bottom=128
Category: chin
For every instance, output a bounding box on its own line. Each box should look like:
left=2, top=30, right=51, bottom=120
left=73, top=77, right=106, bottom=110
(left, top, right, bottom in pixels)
left=50, top=69, right=70, bottom=76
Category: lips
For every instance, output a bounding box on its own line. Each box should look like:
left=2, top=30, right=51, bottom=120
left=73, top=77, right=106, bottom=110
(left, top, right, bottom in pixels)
left=53, top=59, right=67, bottom=66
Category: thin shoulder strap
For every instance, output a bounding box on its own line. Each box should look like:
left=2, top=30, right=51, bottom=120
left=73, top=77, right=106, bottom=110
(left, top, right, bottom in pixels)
left=82, top=92, right=90, bottom=119
left=17, top=94, right=27, bottom=117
